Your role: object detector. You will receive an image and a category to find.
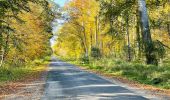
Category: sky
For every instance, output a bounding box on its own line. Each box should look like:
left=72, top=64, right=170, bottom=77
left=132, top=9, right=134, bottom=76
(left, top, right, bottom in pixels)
left=50, top=0, right=68, bottom=48
left=54, top=0, right=68, bottom=7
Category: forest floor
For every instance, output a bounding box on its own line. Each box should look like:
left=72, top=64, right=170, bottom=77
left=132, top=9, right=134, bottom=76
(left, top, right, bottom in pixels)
left=0, top=65, right=47, bottom=100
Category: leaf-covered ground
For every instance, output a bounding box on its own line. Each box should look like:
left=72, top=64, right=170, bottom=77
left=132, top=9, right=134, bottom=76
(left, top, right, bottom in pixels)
left=0, top=65, right=47, bottom=100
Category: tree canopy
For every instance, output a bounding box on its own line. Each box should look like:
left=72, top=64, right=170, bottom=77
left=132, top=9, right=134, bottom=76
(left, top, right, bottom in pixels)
left=54, top=0, right=170, bottom=65
left=0, top=0, right=57, bottom=66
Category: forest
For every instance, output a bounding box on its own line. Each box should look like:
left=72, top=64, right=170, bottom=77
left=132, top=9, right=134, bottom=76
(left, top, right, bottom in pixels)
left=54, top=0, right=170, bottom=89
left=0, top=0, right=170, bottom=98
left=0, top=0, right=56, bottom=84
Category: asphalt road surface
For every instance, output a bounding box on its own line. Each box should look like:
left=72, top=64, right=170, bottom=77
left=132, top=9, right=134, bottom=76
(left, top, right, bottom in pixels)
left=42, top=58, right=148, bottom=100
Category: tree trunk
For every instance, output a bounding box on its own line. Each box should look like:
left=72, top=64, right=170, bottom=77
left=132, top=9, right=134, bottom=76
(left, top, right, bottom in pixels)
left=0, top=49, right=4, bottom=67
left=95, top=16, right=98, bottom=47
left=126, top=14, right=131, bottom=61
left=0, top=11, right=3, bottom=67
left=136, top=6, right=142, bottom=59
left=167, top=23, right=170, bottom=37
left=138, top=0, right=157, bottom=65
left=82, top=22, right=88, bottom=57
left=100, top=40, right=103, bottom=56
left=90, top=28, right=93, bottom=49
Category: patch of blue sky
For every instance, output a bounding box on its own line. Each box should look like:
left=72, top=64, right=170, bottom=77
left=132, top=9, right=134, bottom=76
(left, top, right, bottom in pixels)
left=54, top=0, right=68, bottom=7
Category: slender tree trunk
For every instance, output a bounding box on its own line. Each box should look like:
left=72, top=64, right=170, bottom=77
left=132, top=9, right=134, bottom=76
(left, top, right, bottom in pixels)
left=136, top=6, right=142, bottom=59
left=95, top=16, right=98, bottom=47
left=167, top=23, right=170, bottom=37
left=0, top=7, right=4, bottom=67
left=159, top=26, right=163, bottom=66
left=0, top=30, right=4, bottom=67
left=138, top=0, right=157, bottom=65
left=90, top=28, right=93, bottom=49
left=0, top=27, right=4, bottom=67
left=82, top=22, right=88, bottom=57
left=126, top=15, right=131, bottom=61
left=100, top=40, right=103, bottom=56
left=0, top=49, right=4, bottom=67
left=80, top=38, right=86, bottom=55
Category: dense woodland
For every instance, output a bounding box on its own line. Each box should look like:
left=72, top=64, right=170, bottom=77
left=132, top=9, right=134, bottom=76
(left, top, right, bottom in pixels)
left=0, top=0, right=56, bottom=67
left=0, top=0, right=59, bottom=83
left=54, top=0, right=170, bottom=65
left=54, top=0, right=170, bottom=88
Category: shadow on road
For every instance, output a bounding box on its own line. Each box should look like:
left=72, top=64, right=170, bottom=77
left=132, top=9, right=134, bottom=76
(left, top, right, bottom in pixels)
left=42, top=58, right=148, bottom=100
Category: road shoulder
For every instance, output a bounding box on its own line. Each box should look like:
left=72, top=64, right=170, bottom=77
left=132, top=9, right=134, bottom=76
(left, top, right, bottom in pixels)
left=0, top=67, right=48, bottom=100
left=76, top=65, right=170, bottom=100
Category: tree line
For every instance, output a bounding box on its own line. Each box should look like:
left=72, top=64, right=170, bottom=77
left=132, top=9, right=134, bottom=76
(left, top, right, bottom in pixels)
left=0, top=0, right=56, bottom=67
left=54, top=0, right=170, bottom=65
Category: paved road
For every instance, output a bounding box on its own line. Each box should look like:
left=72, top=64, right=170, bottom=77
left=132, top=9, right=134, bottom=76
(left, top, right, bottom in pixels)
left=42, top=58, right=148, bottom=100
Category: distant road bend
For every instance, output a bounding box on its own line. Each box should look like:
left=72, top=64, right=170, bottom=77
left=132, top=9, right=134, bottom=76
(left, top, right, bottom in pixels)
left=42, top=57, right=149, bottom=100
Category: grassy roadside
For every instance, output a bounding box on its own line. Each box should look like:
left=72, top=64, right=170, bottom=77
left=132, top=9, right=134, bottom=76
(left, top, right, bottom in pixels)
left=0, top=56, right=51, bottom=99
left=0, top=56, right=50, bottom=85
left=66, top=58, right=170, bottom=90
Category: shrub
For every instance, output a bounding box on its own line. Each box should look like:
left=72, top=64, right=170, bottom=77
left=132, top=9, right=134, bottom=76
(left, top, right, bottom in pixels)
left=80, top=55, right=89, bottom=64
left=91, top=47, right=101, bottom=59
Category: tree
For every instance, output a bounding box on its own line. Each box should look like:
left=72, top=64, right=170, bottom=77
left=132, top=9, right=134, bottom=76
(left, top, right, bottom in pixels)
left=138, top=0, right=157, bottom=65
left=58, top=0, right=99, bottom=59
left=54, top=0, right=170, bottom=66
left=0, top=0, right=55, bottom=66
left=0, top=0, right=32, bottom=66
